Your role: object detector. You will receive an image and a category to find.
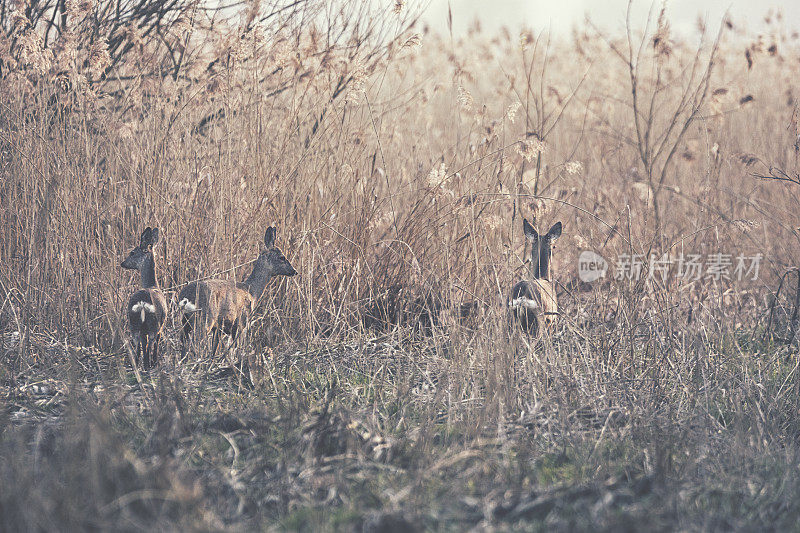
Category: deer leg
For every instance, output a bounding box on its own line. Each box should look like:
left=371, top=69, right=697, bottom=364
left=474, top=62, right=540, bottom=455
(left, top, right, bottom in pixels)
left=229, top=320, right=239, bottom=344
left=222, top=320, right=241, bottom=384
left=237, top=320, right=249, bottom=386
left=142, top=333, right=151, bottom=370
left=225, top=321, right=239, bottom=362
left=231, top=321, right=243, bottom=388
left=237, top=317, right=256, bottom=387
left=210, top=327, right=221, bottom=361
left=243, top=327, right=256, bottom=387
left=151, top=333, right=160, bottom=368
left=180, top=315, right=192, bottom=362
left=134, top=336, right=142, bottom=369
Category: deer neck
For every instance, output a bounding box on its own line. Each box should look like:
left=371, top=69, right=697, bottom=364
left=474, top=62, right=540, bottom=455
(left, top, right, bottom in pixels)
left=244, top=260, right=271, bottom=301
left=531, top=244, right=550, bottom=280
left=140, top=253, right=158, bottom=289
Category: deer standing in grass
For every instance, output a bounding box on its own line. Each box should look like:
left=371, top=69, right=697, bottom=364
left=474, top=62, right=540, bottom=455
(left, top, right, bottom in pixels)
left=508, top=219, right=562, bottom=337
left=121, top=227, right=167, bottom=369
left=177, top=226, right=297, bottom=361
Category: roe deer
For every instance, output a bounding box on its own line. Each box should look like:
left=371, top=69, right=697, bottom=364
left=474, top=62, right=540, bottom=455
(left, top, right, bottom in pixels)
left=121, top=227, right=167, bottom=369
left=177, top=226, right=297, bottom=360
left=508, top=218, right=562, bottom=337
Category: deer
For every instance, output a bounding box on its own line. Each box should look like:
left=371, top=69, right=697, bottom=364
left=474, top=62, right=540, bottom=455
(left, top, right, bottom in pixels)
left=177, top=226, right=297, bottom=362
left=121, top=227, right=167, bottom=369
left=508, top=218, right=562, bottom=337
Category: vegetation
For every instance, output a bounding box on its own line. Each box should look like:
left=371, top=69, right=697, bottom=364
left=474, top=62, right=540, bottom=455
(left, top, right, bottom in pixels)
left=2, top=0, right=800, bottom=529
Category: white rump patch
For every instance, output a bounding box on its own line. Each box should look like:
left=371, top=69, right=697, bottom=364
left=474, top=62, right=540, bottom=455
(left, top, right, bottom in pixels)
left=178, top=298, right=200, bottom=313
left=132, top=301, right=156, bottom=322
left=509, top=297, right=539, bottom=311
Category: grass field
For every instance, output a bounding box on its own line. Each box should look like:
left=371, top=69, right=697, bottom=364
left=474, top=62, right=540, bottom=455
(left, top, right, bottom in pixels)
left=2, top=0, right=800, bottom=530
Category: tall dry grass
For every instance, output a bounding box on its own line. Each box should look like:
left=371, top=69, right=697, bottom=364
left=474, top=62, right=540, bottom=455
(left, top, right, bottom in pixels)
left=2, top=0, right=800, bottom=529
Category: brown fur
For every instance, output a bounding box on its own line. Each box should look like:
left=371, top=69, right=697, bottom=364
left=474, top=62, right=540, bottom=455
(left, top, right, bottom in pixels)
left=130, top=289, right=168, bottom=328
left=198, top=280, right=255, bottom=335
left=178, top=226, right=297, bottom=365
left=179, top=280, right=254, bottom=336
left=178, top=279, right=256, bottom=362
left=531, top=279, right=558, bottom=328
left=122, top=226, right=165, bottom=369
left=508, top=219, right=562, bottom=337
left=127, top=289, right=168, bottom=345
left=509, top=279, right=558, bottom=337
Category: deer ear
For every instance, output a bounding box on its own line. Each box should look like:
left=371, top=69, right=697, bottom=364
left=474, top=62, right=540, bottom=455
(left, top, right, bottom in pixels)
left=140, top=227, right=152, bottom=247
left=547, top=222, right=562, bottom=241
left=150, top=227, right=160, bottom=244
left=264, top=226, right=276, bottom=248
left=523, top=218, right=539, bottom=242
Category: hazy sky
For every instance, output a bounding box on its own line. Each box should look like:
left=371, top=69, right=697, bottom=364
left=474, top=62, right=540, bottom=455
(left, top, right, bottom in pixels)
left=422, top=1, right=800, bottom=37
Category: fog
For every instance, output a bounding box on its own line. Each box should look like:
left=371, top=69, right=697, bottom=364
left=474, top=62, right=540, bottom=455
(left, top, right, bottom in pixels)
left=422, top=0, right=799, bottom=37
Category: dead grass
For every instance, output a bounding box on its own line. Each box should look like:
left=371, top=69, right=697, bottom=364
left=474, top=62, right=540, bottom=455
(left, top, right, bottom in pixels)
left=2, top=0, right=800, bottom=530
